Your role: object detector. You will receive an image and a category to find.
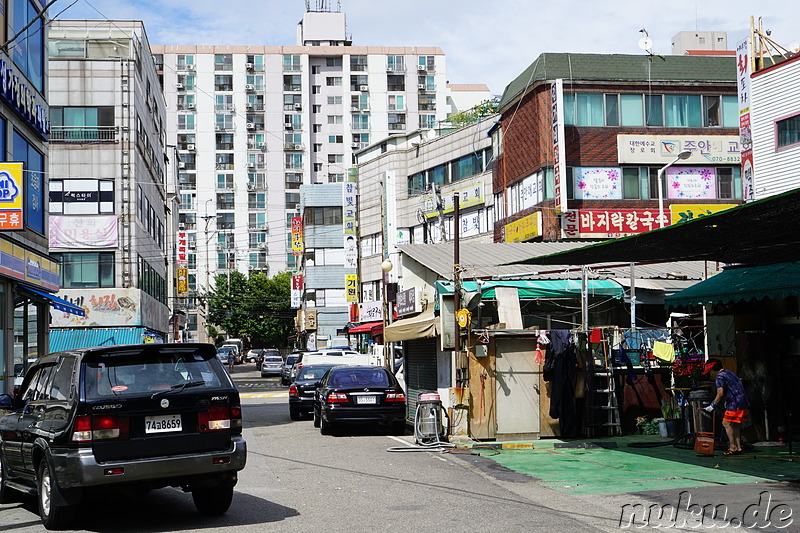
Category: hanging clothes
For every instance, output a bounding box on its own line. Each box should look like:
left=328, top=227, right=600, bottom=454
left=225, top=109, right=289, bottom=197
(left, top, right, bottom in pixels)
left=544, top=329, right=579, bottom=437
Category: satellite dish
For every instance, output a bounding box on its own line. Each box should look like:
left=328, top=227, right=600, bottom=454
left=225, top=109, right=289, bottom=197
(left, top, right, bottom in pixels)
left=638, top=37, right=653, bottom=51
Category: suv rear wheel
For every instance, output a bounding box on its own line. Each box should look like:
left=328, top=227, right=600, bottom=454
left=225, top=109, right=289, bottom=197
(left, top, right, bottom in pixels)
left=0, top=456, right=12, bottom=504
left=192, top=484, right=234, bottom=515
left=38, top=462, right=77, bottom=530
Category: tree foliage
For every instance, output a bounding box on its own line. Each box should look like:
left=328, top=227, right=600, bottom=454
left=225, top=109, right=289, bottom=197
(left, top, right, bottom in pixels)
left=446, top=98, right=500, bottom=128
left=206, top=271, right=294, bottom=349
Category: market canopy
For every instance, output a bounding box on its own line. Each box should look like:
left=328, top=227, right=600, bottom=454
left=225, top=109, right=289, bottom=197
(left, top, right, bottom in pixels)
left=346, top=321, right=382, bottom=334
left=436, top=279, right=625, bottom=299
left=384, top=307, right=438, bottom=342
left=666, top=261, right=800, bottom=308
left=507, top=188, right=800, bottom=267
left=22, top=286, right=85, bottom=316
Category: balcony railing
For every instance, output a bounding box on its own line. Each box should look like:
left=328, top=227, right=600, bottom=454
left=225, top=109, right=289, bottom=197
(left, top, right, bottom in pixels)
left=50, top=126, right=117, bottom=143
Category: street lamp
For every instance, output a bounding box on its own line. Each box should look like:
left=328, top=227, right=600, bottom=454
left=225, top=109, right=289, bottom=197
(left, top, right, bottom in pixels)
left=657, top=150, right=692, bottom=227
left=381, top=259, right=393, bottom=370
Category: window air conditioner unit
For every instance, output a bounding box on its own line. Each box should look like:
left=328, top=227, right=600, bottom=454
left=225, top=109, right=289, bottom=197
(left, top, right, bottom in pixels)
left=176, top=83, right=184, bottom=90
left=245, top=62, right=254, bottom=70
left=245, top=102, right=253, bottom=109
left=187, top=103, right=196, bottom=109
left=186, top=64, right=195, bottom=70
left=187, top=143, right=196, bottom=151
left=294, top=103, right=302, bottom=110
left=245, top=84, right=255, bottom=91
left=246, top=123, right=255, bottom=130
left=417, top=84, right=426, bottom=90
left=359, top=85, right=369, bottom=91
left=417, top=64, right=426, bottom=71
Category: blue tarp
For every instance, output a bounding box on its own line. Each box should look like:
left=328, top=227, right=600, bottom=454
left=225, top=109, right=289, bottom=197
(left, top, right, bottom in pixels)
left=49, top=328, right=163, bottom=352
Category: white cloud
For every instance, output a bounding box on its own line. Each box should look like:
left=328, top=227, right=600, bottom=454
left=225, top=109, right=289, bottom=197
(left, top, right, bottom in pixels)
left=55, top=0, right=800, bottom=94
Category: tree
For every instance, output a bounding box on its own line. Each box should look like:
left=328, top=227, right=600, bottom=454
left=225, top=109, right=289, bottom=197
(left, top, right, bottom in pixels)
left=446, top=98, right=500, bottom=128
left=206, top=271, right=294, bottom=349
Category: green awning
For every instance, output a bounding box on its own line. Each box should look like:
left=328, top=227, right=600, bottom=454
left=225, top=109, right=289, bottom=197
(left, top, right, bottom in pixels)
left=436, top=279, right=624, bottom=299
left=665, top=262, right=800, bottom=308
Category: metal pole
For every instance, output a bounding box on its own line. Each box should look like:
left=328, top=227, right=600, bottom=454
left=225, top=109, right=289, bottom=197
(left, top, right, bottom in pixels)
left=453, top=193, right=460, bottom=354
left=630, top=262, right=636, bottom=330
left=581, top=265, right=588, bottom=332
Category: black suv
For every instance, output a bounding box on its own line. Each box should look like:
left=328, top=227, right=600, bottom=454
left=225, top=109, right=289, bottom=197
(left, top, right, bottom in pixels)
left=0, top=343, right=247, bottom=530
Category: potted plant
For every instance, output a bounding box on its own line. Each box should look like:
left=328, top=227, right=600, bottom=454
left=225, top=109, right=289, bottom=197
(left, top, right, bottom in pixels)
left=657, top=397, right=683, bottom=438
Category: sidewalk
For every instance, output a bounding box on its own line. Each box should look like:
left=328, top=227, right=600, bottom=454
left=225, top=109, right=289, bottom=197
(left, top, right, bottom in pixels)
left=462, top=435, right=800, bottom=496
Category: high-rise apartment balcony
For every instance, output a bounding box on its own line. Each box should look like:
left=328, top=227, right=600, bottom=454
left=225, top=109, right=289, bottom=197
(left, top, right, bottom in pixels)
left=50, top=126, right=117, bottom=143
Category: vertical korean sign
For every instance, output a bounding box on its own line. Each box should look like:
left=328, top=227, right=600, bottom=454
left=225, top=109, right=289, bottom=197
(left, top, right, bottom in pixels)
left=291, top=274, right=303, bottom=309
left=552, top=80, right=567, bottom=234
left=345, top=274, right=358, bottom=303
left=342, top=181, right=358, bottom=269
left=176, top=231, right=189, bottom=265
left=0, top=162, right=24, bottom=230
left=176, top=268, right=189, bottom=297
left=737, top=37, right=754, bottom=201
left=291, top=216, right=304, bottom=255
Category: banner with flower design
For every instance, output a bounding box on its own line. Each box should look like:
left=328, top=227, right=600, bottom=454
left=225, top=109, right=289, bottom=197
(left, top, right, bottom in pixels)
left=573, top=167, right=622, bottom=199
left=667, top=167, right=717, bottom=199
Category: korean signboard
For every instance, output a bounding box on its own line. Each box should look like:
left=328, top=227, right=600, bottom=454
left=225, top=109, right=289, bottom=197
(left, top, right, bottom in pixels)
left=666, top=168, right=717, bottom=199
left=291, top=217, right=304, bottom=255
left=176, top=267, right=189, bottom=296
left=573, top=168, right=622, bottom=200
left=0, top=162, right=24, bottom=230
left=342, top=182, right=357, bottom=234
left=176, top=230, right=189, bottom=265
left=359, top=300, right=383, bottom=322
left=423, top=181, right=484, bottom=219
left=504, top=211, right=542, bottom=243
left=50, top=216, right=119, bottom=248
left=669, top=204, right=737, bottom=225
left=736, top=37, right=754, bottom=201
left=291, top=274, right=303, bottom=309
left=551, top=80, right=567, bottom=215
left=344, top=235, right=358, bottom=269
left=345, top=273, right=358, bottom=303
left=0, top=237, right=59, bottom=291
left=563, top=208, right=667, bottom=237
left=396, top=287, right=421, bottom=317
left=617, top=135, right=741, bottom=165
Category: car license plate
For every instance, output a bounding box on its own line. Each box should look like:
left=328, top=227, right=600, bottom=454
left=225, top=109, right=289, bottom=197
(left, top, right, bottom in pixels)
left=144, top=414, right=182, bottom=433
left=356, top=396, right=377, bottom=405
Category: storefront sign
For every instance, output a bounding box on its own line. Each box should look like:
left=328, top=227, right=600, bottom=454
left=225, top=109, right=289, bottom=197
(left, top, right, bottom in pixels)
left=617, top=134, right=741, bottom=165
left=176, top=267, right=189, bottom=296
left=573, top=167, right=622, bottom=199
left=50, top=215, right=119, bottom=248
left=669, top=204, right=737, bottom=225
left=176, top=230, right=188, bottom=265
left=459, top=211, right=482, bottom=238
left=736, top=37, right=754, bottom=201
left=342, top=182, right=357, bottom=234
left=291, top=274, right=303, bottom=309
left=359, top=300, right=383, bottom=322
left=552, top=79, right=567, bottom=215
left=666, top=167, right=716, bottom=199
left=344, top=235, right=358, bottom=269
left=305, top=309, right=317, bottom=330
left=504, top=211, right=542, bottom=243
left=396, top=287, right=420, bottom=316
left=563, top=208, right=666, bottom=237
left=0, top=55, right=50, bottom=139
left=291, top=217, right=304, bottom=255
left=345, top=274, right=358, bottom=303
left=0, top=237, right=59, bottom=291
left=520, top=172, right=544, bottom=210
left=423, top=181, right=484, bottom=218
left=0, top=162, right=24, bottom=230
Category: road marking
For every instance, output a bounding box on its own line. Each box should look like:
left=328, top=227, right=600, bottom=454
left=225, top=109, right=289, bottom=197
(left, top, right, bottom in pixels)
left=240, top=392, right=289, bottom=398
left=387, top=435, right=413, bottom=446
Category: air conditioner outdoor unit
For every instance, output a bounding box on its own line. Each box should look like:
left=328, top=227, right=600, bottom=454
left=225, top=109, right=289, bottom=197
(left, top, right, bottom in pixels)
left=245, top=84, right=255, bottom=91
left=247, top=162, right=255, bottom=169
left=351, top=142, right=360, bottom=149
left=187, top=103, right=196, bottom=109
left=351, top=106, right=360, bottom=112
left=285, top=122, right=293, bottom=129
left=257, top=243, right=267, bottom=250
left=417, top=64, right=426, bottom=71
left=216, top=244, right=225, bottom=251
left=293, top=143, right=302, bottom=150
left=178, top=223, right=185, bottom=230
left=359, top=85, right=369, bottom=91
left=417, top=84, right=426, bottom=90
left=260, top=225, right=268, bottom=231
left=245, top=102, right=253, bottom=109
left=245, top=62, right=254, bottom=70
left=178, top=162, right=186, bottom=169
left=215, top=126, right=222, bottom=131
left=176, top=83, right=184, bottom=90
left=294, top=103, right=302, bottom=110
left=246, top=123, right=255, bottom=130
left=187, top=143, right=196, bottom=151
left=247, top=183, right=255, bottom=191
left=188, top=242, right=196, bottom=249
left=257, top=142, right=267, bottom=150
left=186, top=64, right=195, bottom=70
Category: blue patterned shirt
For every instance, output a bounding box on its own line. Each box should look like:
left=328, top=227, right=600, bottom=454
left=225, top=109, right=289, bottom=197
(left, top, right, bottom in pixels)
left=715, top=369, right=749, bottom=411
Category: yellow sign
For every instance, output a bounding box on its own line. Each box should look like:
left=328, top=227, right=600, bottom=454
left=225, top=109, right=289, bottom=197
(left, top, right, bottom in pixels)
left=345, top=274, right=358, bottom=303
left=424, top=181, right=485, bottom=219
left=291, top=217, right=304, bottom=255
left=456, top=308, right=471, bottom=328
left=504, top=211, right=542, bottom=243
left=669, top=204, right=738, bottom=225
left=305, top=309, right=317, bottom=330
left=176, top=267, right=189, bottom=296
left=0, top=162, right=24, bottom=230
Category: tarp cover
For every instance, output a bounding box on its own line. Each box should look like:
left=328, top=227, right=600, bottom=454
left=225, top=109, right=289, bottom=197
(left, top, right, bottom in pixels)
left=50, top=327, right=159, bottom=352
left=435, top=279, right=624, bottom=299
left=666, top=261, right=800, bottom=308
left=346, top=321, right=382, bottom=334
left=384, top=307, right=438, bottom=342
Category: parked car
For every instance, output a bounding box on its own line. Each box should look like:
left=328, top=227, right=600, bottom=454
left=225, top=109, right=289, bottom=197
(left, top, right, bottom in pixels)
left=313, top=365, right=406, bottom=435
left=281, top=352, right=303, bottom=385
left=217, top=346, right=236, bottom=366
left=260, top=355, right=283, bottom=378
left=257, top=348, right=280, bottom=370
left=245, top=349, right=261, bottom=363
left=0, top=343, right=247, bottom=529
left=290, top=349, right=369, bottom=383
left=288, top=364, right=338, bottom=420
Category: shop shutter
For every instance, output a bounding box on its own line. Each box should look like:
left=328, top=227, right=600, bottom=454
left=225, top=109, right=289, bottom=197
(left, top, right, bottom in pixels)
left=404, top=338, right=437, bottom=421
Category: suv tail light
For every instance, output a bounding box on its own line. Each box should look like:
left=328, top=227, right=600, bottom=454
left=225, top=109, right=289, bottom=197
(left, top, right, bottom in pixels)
left=326, top=392, right=348, bottom=404
left=198, top=405, right=242, bottom=433
left=289, top=385, right=298, bottom=397
left=385, top=392, right=406, bottom=402
left=71, top=414, right=130, bottom=442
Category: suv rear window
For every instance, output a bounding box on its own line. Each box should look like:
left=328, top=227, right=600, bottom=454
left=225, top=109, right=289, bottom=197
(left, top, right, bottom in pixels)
left=264, top=356, right=282, bottom=363
left=285, top=355, right=299, bottom=365
left=329, top=368, right=390, bottom=388
left=85, top=347, right=229, bottom=399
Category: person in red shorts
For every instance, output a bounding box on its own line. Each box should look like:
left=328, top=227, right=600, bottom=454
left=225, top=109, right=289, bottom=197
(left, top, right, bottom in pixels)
left=703, top=358, right=750, bottom=456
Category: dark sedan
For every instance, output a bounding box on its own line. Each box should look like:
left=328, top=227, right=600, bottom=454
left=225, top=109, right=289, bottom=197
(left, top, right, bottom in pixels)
left=288, top=364, right=338, bottom=420
left=313, top=366, right=406, bottom=435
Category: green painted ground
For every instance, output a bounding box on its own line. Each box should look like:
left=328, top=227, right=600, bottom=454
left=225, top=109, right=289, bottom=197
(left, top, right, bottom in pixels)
left=472, top=436, right=799, bottom=495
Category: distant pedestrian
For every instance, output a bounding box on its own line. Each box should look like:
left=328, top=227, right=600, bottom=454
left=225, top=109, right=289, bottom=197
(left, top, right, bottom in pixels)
left=703, top=358, right=749, bottom=456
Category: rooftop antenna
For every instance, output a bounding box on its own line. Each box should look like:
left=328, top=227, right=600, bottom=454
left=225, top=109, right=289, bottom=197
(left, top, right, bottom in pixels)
left=638, top=28, right=665, bottom=60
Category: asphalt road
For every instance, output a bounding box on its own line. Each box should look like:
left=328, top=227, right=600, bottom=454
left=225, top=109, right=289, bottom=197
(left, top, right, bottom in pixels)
left=0, top=366, right=627, bottom=532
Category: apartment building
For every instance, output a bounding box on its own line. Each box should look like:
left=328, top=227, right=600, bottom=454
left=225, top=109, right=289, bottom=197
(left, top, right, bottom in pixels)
left=47, top=20, right=173, bottom=348
left=153, top=5, right=449, bottom=342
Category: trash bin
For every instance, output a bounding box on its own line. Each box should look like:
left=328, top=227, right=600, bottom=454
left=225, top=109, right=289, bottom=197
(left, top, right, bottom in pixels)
left=689, top=389, right=715, bottom=455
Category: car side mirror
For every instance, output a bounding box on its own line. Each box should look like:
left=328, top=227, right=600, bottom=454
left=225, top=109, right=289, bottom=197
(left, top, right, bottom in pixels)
left=0, top=393, right=13, bottom=410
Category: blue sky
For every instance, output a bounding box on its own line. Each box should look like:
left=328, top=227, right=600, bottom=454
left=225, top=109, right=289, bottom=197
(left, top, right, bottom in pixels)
left=56, top=0, right=799, bottom=95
